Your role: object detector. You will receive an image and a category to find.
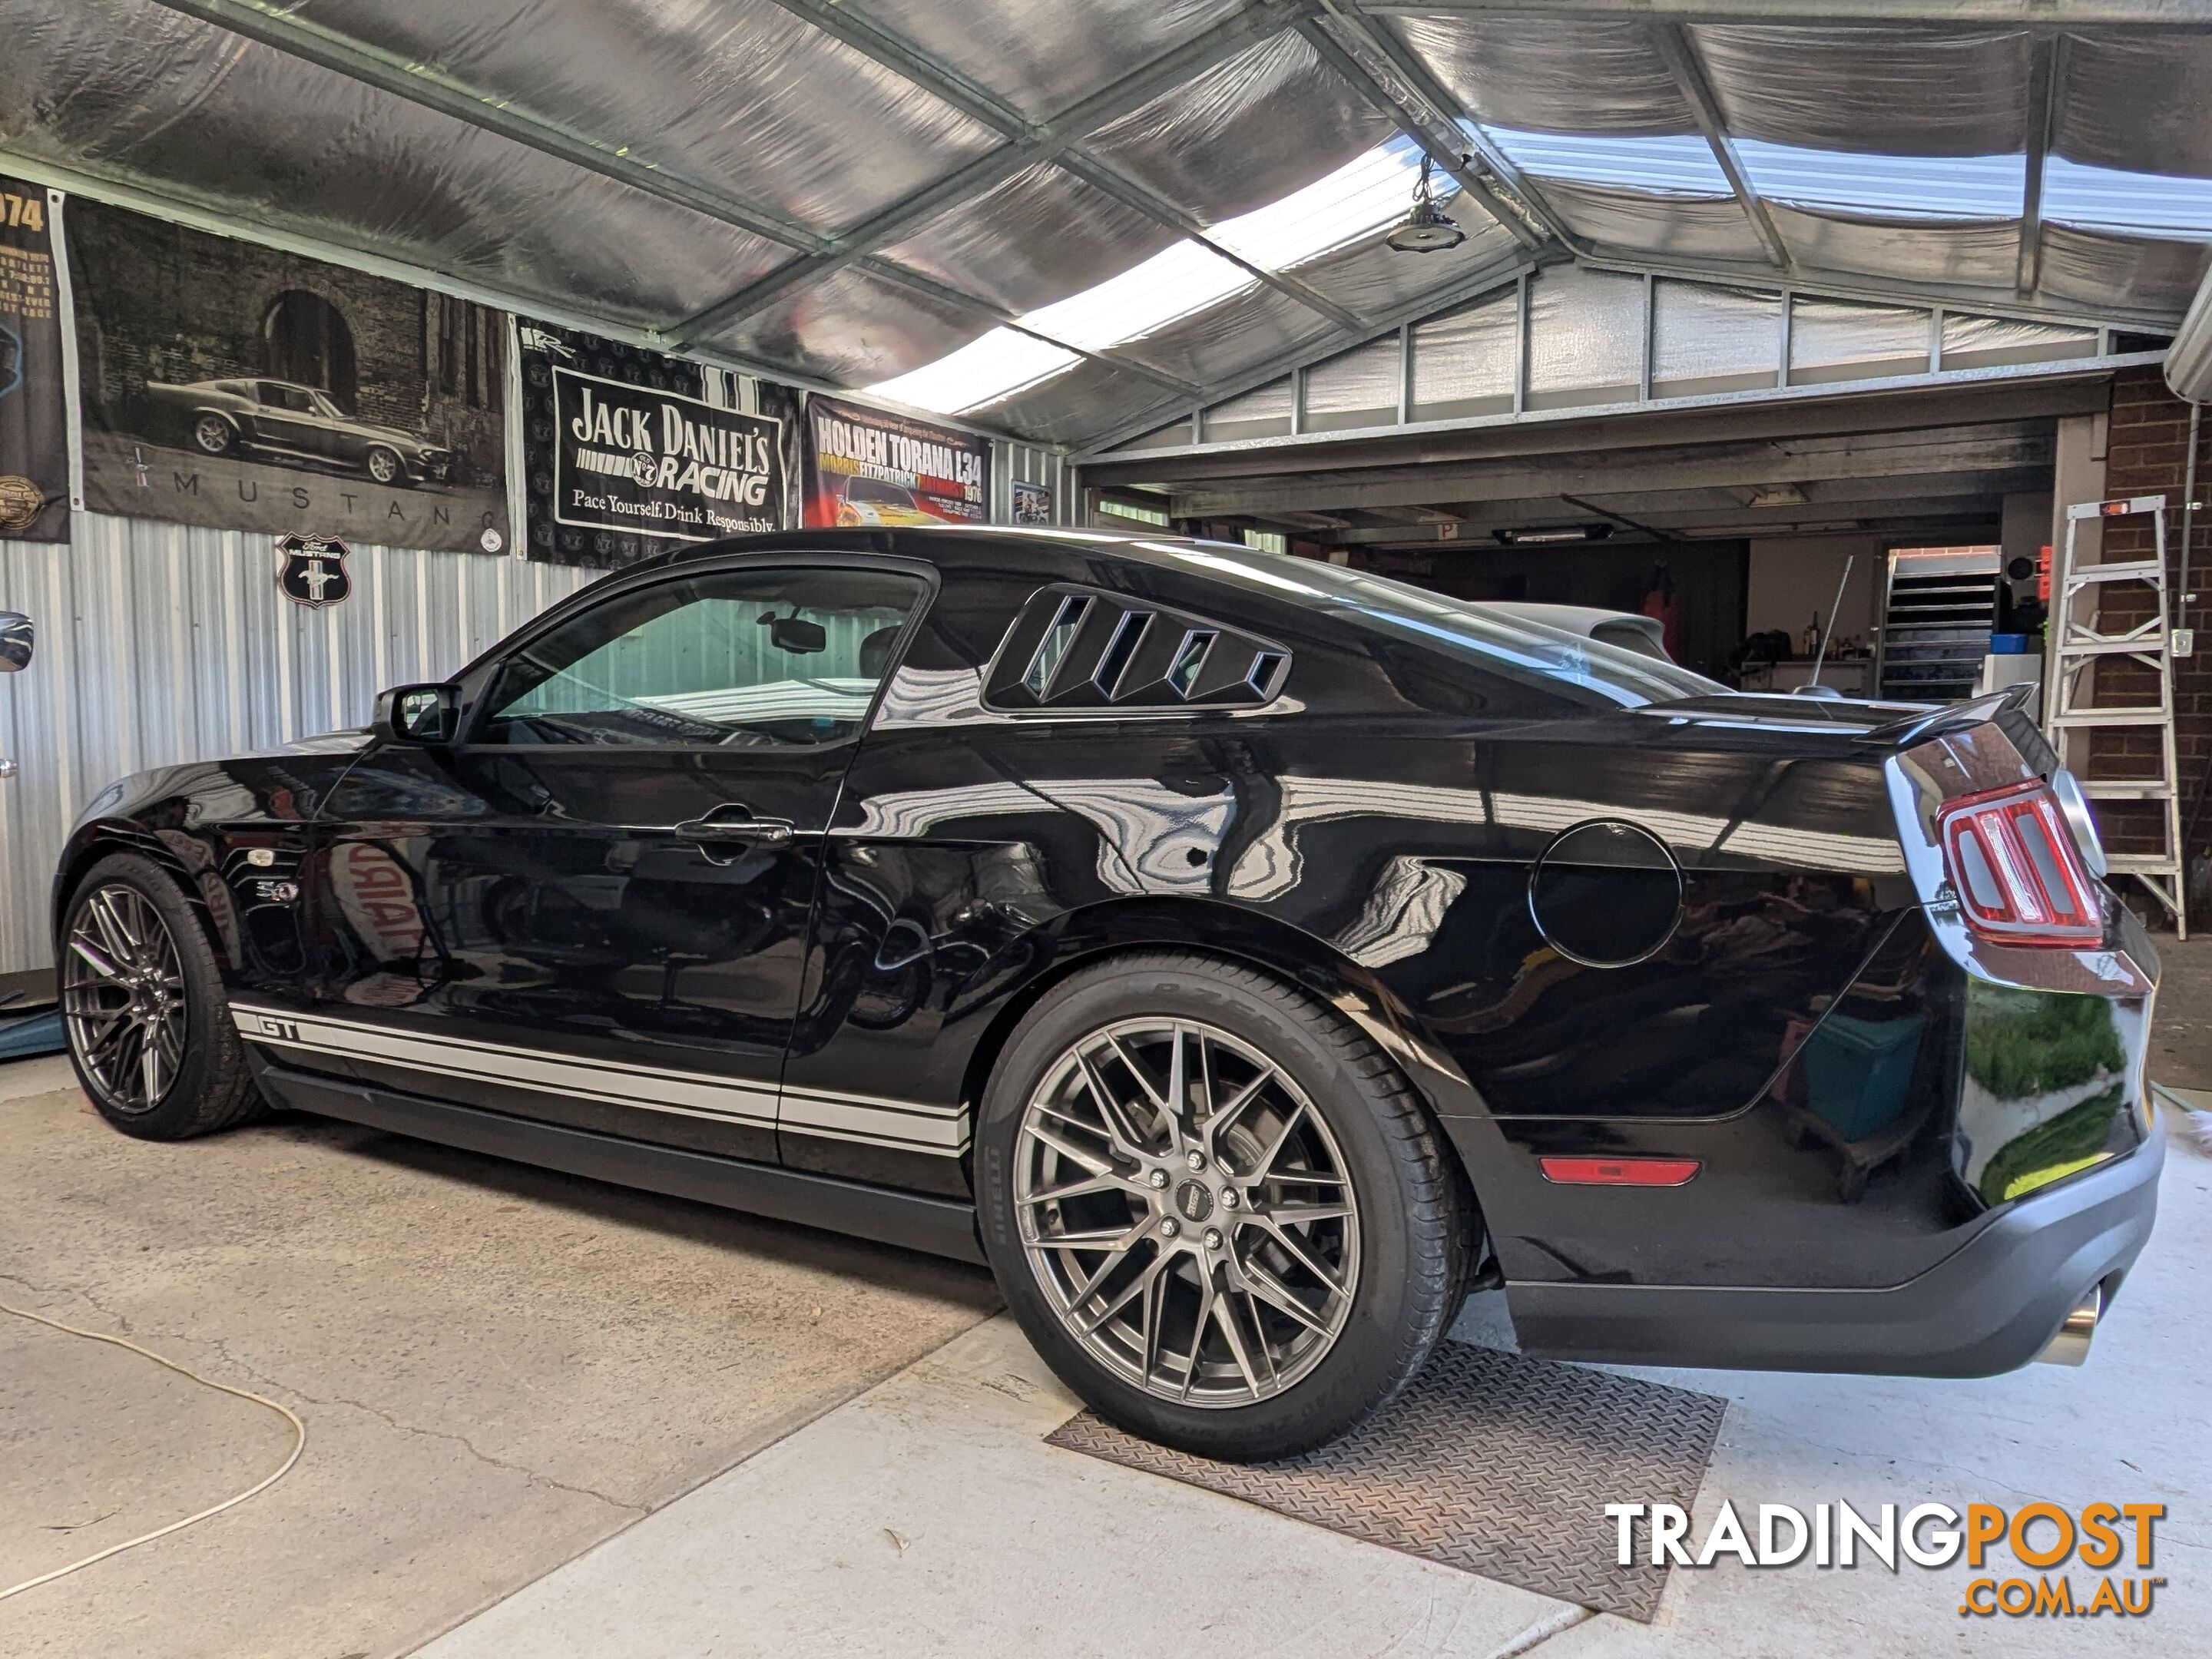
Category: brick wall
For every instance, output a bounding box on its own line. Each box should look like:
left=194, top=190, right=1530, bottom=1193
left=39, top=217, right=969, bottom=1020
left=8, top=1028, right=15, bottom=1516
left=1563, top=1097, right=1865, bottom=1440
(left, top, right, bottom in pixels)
left=2085, top=366, right=2210, bottom=886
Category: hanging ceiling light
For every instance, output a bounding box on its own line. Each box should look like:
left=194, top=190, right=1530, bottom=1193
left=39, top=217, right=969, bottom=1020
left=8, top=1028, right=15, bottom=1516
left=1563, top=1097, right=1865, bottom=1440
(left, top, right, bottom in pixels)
left=1385, top=154, right=1466, bottom=255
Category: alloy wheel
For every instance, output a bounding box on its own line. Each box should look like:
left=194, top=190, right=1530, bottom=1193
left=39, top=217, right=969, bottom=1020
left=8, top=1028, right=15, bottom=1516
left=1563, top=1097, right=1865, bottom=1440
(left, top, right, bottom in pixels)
left=367, top=449, right=399, bottom=484
left=62, top=884, right=189, bottom=1115
left=1015, top=1018, right=1360, bottom=1409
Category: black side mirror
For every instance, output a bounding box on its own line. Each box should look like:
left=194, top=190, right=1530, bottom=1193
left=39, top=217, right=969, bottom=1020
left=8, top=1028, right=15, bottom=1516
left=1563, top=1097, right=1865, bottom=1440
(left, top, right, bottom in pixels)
left=373, top=682, right=460, bottom=744
left=761, top=612, right=826, bottom=654
left=0, top=611, right=30, bottom=673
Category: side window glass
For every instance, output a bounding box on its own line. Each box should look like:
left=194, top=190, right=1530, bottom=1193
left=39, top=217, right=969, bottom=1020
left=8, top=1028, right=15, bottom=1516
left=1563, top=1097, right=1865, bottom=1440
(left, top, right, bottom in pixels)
left=983, top=584, right=1291, bottom=714
left=475, top=567, right=926, bottom=748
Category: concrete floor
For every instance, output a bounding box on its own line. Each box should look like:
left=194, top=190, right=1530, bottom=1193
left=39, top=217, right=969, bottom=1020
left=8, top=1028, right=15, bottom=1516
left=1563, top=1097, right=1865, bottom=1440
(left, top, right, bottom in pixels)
left=6, top=935, right=2207, bottom=1658
left=0, top=1054, right=999, bottom=1659
left=416, top=1114, right=2211, bottom=1659
left=419, top=935, right=2212, bottom=1659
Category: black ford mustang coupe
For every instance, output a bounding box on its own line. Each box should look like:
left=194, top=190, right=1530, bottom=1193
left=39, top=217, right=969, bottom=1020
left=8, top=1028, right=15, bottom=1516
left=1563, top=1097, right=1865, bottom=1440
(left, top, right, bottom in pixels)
left=53, top=528, right=2161, bottom=1459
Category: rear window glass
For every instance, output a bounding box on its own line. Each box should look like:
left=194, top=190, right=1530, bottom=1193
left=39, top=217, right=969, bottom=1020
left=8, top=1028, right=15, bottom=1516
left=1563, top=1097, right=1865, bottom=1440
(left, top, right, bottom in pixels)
left=1135, top=541, right=1725, bottom=709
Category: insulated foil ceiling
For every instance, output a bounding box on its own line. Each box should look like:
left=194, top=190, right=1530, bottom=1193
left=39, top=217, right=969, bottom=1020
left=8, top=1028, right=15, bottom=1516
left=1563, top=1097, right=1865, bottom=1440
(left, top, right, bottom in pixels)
left=2, top=0, right=2208, bottom=447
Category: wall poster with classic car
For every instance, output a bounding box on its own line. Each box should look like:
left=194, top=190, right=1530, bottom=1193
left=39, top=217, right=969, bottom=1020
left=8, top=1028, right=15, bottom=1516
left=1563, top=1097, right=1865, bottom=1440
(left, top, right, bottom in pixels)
left=0, top=177, right=70, bottom=542
left=65, top=197, right=510, bottom=555
left=802, top=393, right=987, bottom=528
left=517, top=319, right=795, bottom=568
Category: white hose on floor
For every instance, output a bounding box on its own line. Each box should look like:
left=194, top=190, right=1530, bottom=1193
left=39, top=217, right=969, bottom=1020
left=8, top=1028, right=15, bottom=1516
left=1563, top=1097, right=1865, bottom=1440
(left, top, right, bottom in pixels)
left=0, top=1300, right=306, bottom=1602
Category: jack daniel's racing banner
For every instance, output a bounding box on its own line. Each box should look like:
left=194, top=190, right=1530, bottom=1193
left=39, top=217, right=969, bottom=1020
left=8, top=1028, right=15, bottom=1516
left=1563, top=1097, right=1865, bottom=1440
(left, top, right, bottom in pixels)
left=518, top=320, right=788, bottom=568
left=803, top=393, right=986, bottom=528
left=0, top=178, right=71, bottom=542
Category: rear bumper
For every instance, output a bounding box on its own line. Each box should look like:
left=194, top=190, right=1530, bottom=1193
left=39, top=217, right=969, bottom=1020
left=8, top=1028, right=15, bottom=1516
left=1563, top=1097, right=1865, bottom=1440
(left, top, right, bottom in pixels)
left=1509, top=1122, right=2163, bottom=1376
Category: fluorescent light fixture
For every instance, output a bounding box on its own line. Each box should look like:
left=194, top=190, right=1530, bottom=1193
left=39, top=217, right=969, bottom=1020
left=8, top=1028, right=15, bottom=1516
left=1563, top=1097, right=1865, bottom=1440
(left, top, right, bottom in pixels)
left=1098, top=497, right=1171, bottom=526
left=1493, top=524, right=1612, bottom=546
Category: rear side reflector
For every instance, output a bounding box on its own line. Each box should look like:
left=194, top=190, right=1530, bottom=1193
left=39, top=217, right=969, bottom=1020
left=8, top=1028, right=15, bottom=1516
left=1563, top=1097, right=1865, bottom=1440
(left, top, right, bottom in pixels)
left=1936, top=780, right=2103, bottom=948
left=1538, top=1156, right=1701, bottom=1187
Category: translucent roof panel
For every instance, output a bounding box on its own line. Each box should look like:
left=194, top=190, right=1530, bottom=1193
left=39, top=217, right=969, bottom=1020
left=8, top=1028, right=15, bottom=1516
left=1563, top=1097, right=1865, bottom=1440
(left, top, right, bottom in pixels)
left=2044, top=160, right=2212, bottom=240
left=1485, top=129, right=1731, bottom=198
left=8, top=0, right=2208, bottom=451
left=1209, top=139, right=1442, bottom=269
left=1732, top=142, right=2022, bottom=220
left=867, top=329, right=1079, bottom=416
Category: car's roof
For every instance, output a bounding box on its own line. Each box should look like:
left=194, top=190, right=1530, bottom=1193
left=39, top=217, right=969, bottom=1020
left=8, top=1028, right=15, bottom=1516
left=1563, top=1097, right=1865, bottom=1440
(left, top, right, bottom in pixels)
left=1476, top=602, right=1664, bottom=640
left=655, top=528, right=1726, bottom=709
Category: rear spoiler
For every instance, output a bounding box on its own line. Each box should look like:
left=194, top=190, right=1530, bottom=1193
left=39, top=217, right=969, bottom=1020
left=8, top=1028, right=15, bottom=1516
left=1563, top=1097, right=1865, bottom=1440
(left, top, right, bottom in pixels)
left=1857, top=682, right=2039, bottom=750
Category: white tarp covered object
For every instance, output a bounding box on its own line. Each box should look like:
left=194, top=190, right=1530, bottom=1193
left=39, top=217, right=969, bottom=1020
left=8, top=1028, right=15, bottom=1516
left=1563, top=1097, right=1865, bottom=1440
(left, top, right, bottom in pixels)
left=5, top=1, right=2210, bottom=445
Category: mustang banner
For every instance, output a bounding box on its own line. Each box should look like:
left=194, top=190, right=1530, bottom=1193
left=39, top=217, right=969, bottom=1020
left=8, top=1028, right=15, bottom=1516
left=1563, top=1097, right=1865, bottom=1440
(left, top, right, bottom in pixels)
left=0, top=177, right=70, bottom=542
left=65, top=198, right=510, bottom=555
left=518, top=320, right=790, bottom=568
left=802, top=394, right=987, bottom=528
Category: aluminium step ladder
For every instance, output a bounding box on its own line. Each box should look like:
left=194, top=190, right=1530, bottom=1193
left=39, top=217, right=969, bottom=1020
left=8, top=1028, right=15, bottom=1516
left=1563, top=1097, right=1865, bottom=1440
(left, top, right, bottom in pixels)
left=2041, top=494, right=2188, bottom=939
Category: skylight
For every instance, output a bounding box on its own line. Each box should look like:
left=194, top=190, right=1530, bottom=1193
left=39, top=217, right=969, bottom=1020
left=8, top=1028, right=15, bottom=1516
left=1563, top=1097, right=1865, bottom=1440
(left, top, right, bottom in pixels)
left=1211, top=138, right=1439, bottom=269
left=1484, top=128, right=1730, bottom=197
left=867, top=329, right=1076, bottom=417
left=2045, top=157, right=2212, bottom=239
left=867, top=139, right=1449, bottom=416
left=1733, top=140, right=2024, bottom=220
left=1024, top=239, right=1253, bottom=351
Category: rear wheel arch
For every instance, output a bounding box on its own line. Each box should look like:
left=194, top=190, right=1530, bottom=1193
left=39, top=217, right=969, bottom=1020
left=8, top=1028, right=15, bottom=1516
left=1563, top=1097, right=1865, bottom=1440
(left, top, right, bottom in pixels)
left=956, top=899, right=1486, bottom=1224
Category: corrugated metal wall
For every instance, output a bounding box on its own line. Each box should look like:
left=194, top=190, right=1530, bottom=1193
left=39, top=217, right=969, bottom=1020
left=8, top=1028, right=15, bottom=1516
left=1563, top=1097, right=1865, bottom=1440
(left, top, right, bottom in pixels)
left=993, top=441, right=1071, bottom=524
left=0, top=513, right=590, bottom=974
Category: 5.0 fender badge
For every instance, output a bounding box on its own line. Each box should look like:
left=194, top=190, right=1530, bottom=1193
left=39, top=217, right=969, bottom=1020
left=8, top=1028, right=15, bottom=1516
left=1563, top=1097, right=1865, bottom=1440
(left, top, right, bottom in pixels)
left=276, top=532, right=353, bottom=609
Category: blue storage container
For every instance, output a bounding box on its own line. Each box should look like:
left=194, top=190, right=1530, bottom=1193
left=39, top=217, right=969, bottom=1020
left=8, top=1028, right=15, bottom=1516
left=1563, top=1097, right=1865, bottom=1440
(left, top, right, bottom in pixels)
left=1801, top=1012, right=1924, bottom=1141
left=1989, top=632, right=2031, bottom=654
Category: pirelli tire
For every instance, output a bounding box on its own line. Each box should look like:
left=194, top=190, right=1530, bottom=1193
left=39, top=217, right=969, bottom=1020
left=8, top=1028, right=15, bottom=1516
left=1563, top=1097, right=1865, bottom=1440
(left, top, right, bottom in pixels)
left=977, top=950, right=1473, bottom=1461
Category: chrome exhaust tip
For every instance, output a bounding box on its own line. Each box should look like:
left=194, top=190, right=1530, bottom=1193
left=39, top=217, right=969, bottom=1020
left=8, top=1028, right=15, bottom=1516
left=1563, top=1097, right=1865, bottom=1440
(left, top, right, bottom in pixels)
left=2035, top=1286, right=2104, bottom=1366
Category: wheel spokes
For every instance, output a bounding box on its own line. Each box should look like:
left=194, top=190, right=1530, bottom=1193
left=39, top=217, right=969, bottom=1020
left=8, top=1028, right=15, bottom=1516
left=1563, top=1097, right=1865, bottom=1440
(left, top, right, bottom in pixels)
left=1018, top=1015, right=1360, bottom=1409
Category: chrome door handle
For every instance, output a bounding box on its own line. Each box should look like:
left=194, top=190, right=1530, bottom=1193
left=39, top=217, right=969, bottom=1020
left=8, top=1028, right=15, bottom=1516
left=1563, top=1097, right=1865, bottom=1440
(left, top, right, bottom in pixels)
left=673, top=813, right=798, bottom=849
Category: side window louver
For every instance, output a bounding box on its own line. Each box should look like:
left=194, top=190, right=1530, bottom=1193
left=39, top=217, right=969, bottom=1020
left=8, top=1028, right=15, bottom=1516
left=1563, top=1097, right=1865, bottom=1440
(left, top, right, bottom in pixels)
left=984, top=585, right=1291, bottom=714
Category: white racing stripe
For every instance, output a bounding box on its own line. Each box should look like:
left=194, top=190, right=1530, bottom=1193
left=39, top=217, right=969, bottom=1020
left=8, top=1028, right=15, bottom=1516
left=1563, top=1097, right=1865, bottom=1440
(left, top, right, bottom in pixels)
left=231, top=1004, right=968, bottom=1154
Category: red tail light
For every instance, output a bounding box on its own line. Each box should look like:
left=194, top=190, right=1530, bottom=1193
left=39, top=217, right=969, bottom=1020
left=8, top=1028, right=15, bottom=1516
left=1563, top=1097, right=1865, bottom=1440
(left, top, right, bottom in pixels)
left=1539, top=1156, right=1701, bottom=1187
left=1936, top=781, right=2103, bottom=947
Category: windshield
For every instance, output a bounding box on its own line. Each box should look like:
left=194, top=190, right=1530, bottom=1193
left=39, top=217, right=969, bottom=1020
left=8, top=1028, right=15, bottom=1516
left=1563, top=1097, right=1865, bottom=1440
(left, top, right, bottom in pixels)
left=1135, top=540, right=1727, bottom=708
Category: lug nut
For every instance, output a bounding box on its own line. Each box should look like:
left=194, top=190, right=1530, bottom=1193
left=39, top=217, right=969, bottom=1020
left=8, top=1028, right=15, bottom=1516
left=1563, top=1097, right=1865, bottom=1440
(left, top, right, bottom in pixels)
left=1220, top=1189, right=1240, bottom=1210
left=1159, top=1218, right=1181, bottom=1239
left=1204, top=1228, right=1224, bottom=1251
left=1185, top=1149, right=1206, bottom=1171
left=1149, top=1169, right=1170, bottom=1189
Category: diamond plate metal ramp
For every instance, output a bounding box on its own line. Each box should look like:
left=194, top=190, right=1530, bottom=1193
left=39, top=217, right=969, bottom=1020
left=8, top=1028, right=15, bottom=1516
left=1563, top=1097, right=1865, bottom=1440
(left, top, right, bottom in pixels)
left=1045, top=1341, right=1726, bottom=1622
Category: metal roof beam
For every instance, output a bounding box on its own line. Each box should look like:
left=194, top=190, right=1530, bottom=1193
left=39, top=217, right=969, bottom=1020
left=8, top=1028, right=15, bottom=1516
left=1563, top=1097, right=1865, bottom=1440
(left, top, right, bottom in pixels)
left=1074, top=244, right=1550, bottom=455
left=1648, top=25, right=1792, bottom=270
left=1171, top=424, right=2055, bottom=515
left=146, top=0, right=826, bottom=257
left=767, top=0, right=1366, bottom=335
left=145, top=0, right=1186, bottom=402
left=2017, top=35, right=2061, bottom=296
left=849, top=257, right=1207, bottom=401
left=1358, top=2, right=2212, bottom=23
left=1300, top=5, right=1566, bottom=252
left=674, top=0, right=1300, bottom=344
